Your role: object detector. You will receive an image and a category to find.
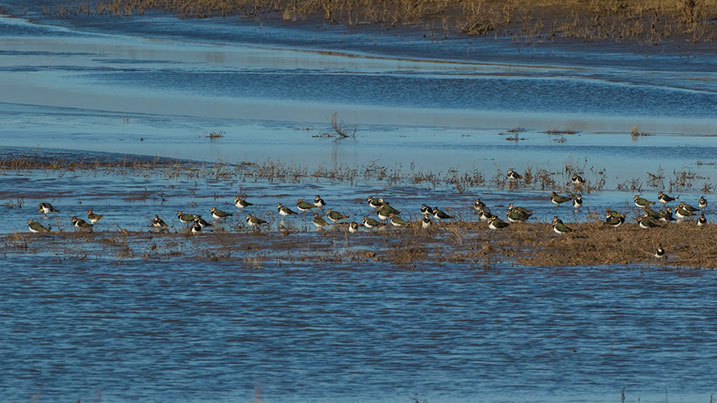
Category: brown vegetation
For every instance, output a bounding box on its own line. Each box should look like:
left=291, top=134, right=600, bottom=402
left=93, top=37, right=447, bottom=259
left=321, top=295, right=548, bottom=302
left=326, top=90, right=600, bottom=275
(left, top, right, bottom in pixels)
left=47, top=0, right=716, bottom=44
left=4, top=220, right=716, bottom=268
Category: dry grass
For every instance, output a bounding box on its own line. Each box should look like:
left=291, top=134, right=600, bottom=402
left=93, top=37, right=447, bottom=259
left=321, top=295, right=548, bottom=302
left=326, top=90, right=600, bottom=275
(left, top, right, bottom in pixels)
left=47, top=0, right=716, bottom=44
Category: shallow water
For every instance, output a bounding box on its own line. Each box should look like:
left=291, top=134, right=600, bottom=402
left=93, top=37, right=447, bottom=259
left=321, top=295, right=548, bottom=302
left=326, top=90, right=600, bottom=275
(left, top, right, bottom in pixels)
left=1, top=3, right=717, bottom=401
left=1, top=256, right=716, bottom=402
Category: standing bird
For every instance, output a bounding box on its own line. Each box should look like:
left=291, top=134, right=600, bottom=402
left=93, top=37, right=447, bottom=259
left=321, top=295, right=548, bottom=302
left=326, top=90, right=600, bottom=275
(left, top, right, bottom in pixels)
left=193, top=215, right=213, bottom=229
left=506, top=203, right=532, bottom=222
left=552, top=216, right=573, bottom=234
left=507, top=169, right=522, bottom=181
left=348, top=222, right=359, bottom=233
left=377, top=202, right=400, bottom=221
left=326, top=209, right=348, bottom=223
left=314, top=195, right=326, bottom=208
left=191, top=220, right=202, bottom=234
left=296, top=199, right=315, bottom=212
left=473, top=199, right=486, bottom=212
left=245, top=214, right=267, bottom=228
left=177, top=211, right=196, bottom=224
left=488, top=216, right=509, bottom=230
left=478, top=207, right=493, bottom=222
left=312, top=213, right=329, bottom=228
left=233, top=196, right=252, bottom=209
left=657, top=191, right=675, bottom=204
left=605, top=213, right=625, bottom=228
left=277, top=203, right=298, bottom=216
left=634, top=195, right=655, bottom=208
left=573, top=194, right=583, bottom=209
left=655, top=245, right=665, bottom=258
left=550, top=191, right=572, bottom=205
left=432, top=207, right=452, bottom=221
left=658, top=208, right=675, bottom=222
left=38, top=202, right=59, bottom=216
left=362, top=216, right=385, bottom=229
left=420, top=204, right=433, bottom=216
left=211, top=207, right=232, bottom=220
left=389, top=214, right=409, bottom=227
left=367, top=196, right=383, bottom=209
left=71, top=216, right=93, bottom=232
left=421, top=216, right=432, bottom=229
left=152, top=215, right=168, bottom=230
left=638, top=213, right=660, bottom=229
left=697, top=213, right=707, bottom=226
left=698, top=196, right=708, bottom=209
left=87, top=210, right=104, bottom=224
left=571, top=174, right=585, bottom=186
left=28, top=219, right=51, bottom=233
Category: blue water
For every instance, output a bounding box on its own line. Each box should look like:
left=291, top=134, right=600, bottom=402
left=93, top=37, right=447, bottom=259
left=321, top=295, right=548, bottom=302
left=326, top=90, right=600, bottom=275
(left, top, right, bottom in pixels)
left=1, top=257, right=715, bottom=401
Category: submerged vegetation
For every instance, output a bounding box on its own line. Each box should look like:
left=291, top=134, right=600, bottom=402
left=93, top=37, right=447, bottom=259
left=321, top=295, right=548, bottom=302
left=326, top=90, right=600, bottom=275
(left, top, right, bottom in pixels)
left=47, top=0, right=716, bottom=44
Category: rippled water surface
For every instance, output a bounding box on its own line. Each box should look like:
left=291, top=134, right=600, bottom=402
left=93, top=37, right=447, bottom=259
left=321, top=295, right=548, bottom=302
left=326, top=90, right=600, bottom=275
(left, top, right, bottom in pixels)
left=2, top=257, right=716, bottom=402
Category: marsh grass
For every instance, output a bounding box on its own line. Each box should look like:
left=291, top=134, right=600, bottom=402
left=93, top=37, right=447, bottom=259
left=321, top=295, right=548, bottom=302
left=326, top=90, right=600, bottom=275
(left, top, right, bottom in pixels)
left=50, top=0, right=716, bottom=44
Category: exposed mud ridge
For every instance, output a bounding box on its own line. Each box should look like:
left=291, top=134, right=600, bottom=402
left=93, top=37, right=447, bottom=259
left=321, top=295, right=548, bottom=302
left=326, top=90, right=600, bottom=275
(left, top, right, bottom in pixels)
left=4, top=221, right=716, bottom=268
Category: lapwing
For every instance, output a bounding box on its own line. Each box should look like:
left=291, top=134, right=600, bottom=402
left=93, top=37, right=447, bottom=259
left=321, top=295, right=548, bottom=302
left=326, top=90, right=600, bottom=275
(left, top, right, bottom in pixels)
left=506, top=203, right=531, bottom=222
left=348, top=222, right=359, bottom=233
left=177, top=211, right=196, bottom=224
left=326, top=209, right=348, bottom=223
left=697, top=213, right=707, bottom=226
left=296, top=199, right=315, bottom=212
left=193, top=215, right=213, bottom=228
left=211, top=207, right=232, bottom=220
left=362, top=216, right=385, bottom=229
left=389, top=214, right=409, bottom=227
left=152, top=215, right=168, bottom=229
left=606, top=208, right=621, bottom=220
left=87, top=210, right=104, bottom=224
left=680, top=201, right=700, bottom=213
left=655, top=245, right=665, bottom=258
left=234, top=196, right=252, bottom=209
left=573, top=194, right=583, bottom=210
left=432, top=207, right=452, bottom=221
left=550, top=191, right=572, bottom=205
left=38, top=202, right=59, bottom=216
left=277, top=203, right=298, bottom=216
left=421, top=216, right=432, bottom=229
left=478, top=208, right=493, bottom=222
left=367, top=196, right=383, bottom=209
left=571, top=174, right=585, bottom=186
left=644, top=207, right=661, bottom=220
left=507, top=169, right=522, bottom=181
left=552, top=216, right=564, bottom=225
left=638, top=213, right=660, bottom=229
left=605, top=213, right=625, bottom=227
left=314, top=195, right=326, bottom=208
left=191, top=220, right=202, bottom=234
left=473, top=199, right=486, bottom=212
left=674, top=205, right=693, bottom=219
left=312, top=213, right=329, bottom=228
left=71, top=216, right=93, bottom=232
left=420, top=204, right=433, bottom=216
left=377, top=203, right=400, bottom=221
left=488, top=216, right=509, bottom=229
left=28, top=219, right=51, bottom=233
left=657, top=191, right=675, bottom=204
left=634, top=195, right=655, bottom=208
left=658, top=208, right=675, bottom=222
left=246, top=214, right=267, bottom=228
left=552, top=216, right=573, bottom=234
left=698, top=196, right=708, bottom=209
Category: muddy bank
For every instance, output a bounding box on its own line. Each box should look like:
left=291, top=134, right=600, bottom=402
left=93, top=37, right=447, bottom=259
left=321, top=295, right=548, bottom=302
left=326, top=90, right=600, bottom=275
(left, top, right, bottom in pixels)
left=4, top=220, right=716, bottom=268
